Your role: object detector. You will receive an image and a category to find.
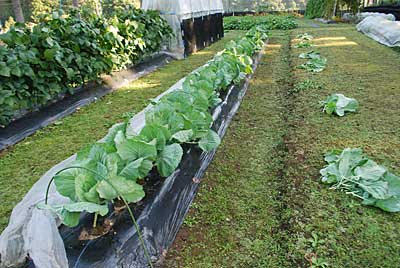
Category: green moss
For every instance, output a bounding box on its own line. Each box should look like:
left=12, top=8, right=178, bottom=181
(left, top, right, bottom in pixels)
left=0, top=31, right=243, bottom=232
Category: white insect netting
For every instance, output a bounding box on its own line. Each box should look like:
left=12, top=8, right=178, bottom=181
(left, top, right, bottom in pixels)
left=357, top=16, right=400, bottom=47
left=141, top=0, right=224, bottom=59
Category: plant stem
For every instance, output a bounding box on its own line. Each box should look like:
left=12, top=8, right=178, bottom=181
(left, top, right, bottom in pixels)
left=119, top=195, right=154, bottom=268
left=93, top=212, right=98, bottom=228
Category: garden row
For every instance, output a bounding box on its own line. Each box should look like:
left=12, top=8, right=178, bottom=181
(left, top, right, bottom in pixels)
left=0, top=6, right=172, bottom=127
left=294, top=34, right=400, bottom=213
left=224, top=15, right=298, bottom=31
left=41, top=25, right=269, bottom=230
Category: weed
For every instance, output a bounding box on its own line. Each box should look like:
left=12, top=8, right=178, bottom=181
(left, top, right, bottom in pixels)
left=289, top=79, right=321, bottom=94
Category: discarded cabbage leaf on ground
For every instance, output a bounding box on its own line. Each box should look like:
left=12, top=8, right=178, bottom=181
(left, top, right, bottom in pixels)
left=297, top=32, right=314, bottom=41
left=297, top=56, right=327, bottom=72
left=320, top=148, right=400, bottom=212
left=321, top=93, right=358, bottom=116
left=294, top=40, right=313, bottom=48
left=299, top=50, right=321, bottom=59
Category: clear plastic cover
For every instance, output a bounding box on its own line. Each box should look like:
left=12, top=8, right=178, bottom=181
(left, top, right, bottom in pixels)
left=358, top=12, right=396, bottom=21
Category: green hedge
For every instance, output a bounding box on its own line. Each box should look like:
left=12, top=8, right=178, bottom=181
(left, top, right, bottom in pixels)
left=305, top=0, right=360, bottom=19
left=224, top=15, right=298, bottom=31
left=0, top=7, right=172, bottom=127
left=305, top=0, right=328, bottom=19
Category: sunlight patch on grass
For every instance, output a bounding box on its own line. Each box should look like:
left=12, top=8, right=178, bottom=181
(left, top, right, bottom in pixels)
left=313, top=36, right=348, bottom=41
left=314, top=40, right=358, bottom=47
left=119, top=81, right=161, bottom=91
left=267, top=44, right=283, bottom=49
left=193, top=50, right=214, bottom=56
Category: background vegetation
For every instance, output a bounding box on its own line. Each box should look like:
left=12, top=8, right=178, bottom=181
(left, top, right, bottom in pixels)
left=224, top=15, right=298, bottom=30
left=0, top=6, right=172, bottom=126
left=305, top=0, right=361, bottom=19
left=0, top=0, right=141, bottom=24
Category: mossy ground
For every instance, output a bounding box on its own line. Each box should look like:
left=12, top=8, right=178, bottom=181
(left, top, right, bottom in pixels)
left=0, top=31, right=243, bottom=231
left=163, top=23, right=400, bottom=268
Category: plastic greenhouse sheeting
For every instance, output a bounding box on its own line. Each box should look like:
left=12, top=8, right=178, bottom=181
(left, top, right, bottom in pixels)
left=357, top=16, right=400, bottom=47
left=343, top=12, right=396, bottom=22
left=141, top=0, right=224, bottom=58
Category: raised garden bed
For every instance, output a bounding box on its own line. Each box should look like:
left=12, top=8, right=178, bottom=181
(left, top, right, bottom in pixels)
left=0, top=54, right=172, bottom=151
left=57, top=42, right=266, bottom=268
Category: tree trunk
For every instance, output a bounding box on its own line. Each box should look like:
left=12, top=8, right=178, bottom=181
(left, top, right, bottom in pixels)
left=72, top=0, right=79, bottom=8
left=333, top=0, right=338, bottom=18
left=11, top=0, right=24, bottom=23
left=94, top=0, right=101, bottom=16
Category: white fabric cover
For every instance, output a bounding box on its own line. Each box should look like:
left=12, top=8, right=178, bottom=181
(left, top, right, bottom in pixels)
left=141, top=0, right=224, bottom=58
left=357, top=16, right=400, bottom=47
left=358, top=12, right=396, bottom=22
left=343, top=12, right=396, bottom=23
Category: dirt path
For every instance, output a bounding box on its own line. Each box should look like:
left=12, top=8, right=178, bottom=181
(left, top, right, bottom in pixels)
left=163, top=24, right=400, bottom=268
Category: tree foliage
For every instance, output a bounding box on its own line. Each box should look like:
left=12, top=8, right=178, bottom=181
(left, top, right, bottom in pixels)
left=305, top=0, right=360, bottom=18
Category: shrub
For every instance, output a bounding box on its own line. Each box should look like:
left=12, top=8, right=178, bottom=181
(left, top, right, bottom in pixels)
left=305, top=0, right=327, bottom=19
left=224, top=15, right=297, bottom=31
left=305, top=0, right=360, bottom=19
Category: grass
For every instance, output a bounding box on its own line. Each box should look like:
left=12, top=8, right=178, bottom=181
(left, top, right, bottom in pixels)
left=164, top=23, right=400, bottom=267
left=286, top=24, right=400, bottom=267
left=0, top=31, right=243, bottom=232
